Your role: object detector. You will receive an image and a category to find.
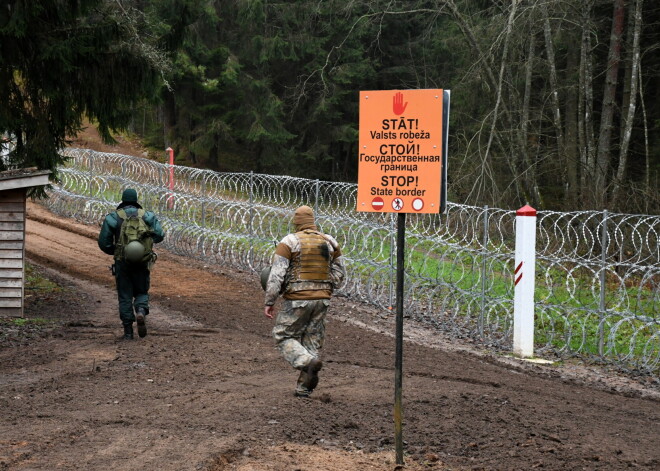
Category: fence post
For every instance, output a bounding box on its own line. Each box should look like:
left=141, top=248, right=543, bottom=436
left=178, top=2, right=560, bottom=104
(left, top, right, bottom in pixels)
left=513, top=205, right=537, bottom=358
left=248, top=171, right=254, bottom=267
left=159, top=164, right=164, bottom=214
left=88, top=152, right=94, bottom=197
left=195, top=172, right=207, bottom=257
left=249, top=171, right=254, bottom=236
left=166, top=147, right=174, bottom=210
left=200, top=200, right=206, bottom=228
left=120, top=160, right=127, bottom=182
left=479, top=205, right=489, bottom=338
left=599, top=209, right=608, bottom=356
left=314, top=179, right=320, bottom=219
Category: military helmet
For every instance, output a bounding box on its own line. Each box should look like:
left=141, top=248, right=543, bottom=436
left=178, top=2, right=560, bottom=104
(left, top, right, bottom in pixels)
left=260, top=265, right=272, bottom=291
left=121, top=188, right=138, bottom=203
left=124, top=240, right=146, bottom=262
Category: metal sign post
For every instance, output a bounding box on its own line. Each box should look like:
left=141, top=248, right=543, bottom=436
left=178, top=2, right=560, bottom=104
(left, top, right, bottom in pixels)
left=394, top=211, right=406, bottom=465
left=357, top=89, right=449, bottom=466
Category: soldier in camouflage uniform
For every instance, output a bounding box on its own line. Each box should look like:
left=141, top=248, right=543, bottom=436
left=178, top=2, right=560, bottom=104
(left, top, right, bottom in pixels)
left=264, top=205, right=345, bottom=397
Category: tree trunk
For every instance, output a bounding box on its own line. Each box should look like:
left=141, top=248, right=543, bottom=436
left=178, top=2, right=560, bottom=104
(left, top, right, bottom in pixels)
left=541, top=3, right=565, bottom=155
left=618, top=0, right=637, bottom=146
left=612, top=0, right=643, bottom=208
left=520, top=33, right=543, bottom=207
left=446, top=0, right=527, bottom=205
left=594, top=0, right=625, bottom=208
left=565, top=40, right=579, bottom=208
left=540, top=2, right=567, bottom=207
left=476, top=0, right=524, bottom=203
left=580, top=1, right=597, bottom=201
left=637, top=71, right=650, bottom=213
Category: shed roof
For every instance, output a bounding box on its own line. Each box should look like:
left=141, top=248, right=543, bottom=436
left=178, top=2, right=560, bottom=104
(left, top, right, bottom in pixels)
left=0, top=168, right=51, bottom=191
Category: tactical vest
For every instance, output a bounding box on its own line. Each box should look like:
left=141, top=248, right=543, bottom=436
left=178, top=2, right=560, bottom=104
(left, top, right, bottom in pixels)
left=285, top=230, right=333, bottom=294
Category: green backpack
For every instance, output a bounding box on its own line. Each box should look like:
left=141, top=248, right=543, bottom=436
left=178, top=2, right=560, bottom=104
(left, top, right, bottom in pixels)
left=114, top=209, right=154, bottom=264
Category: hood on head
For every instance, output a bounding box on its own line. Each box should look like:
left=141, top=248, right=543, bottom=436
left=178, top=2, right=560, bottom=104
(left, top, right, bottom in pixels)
left=293, top=205, right=316, bottom=231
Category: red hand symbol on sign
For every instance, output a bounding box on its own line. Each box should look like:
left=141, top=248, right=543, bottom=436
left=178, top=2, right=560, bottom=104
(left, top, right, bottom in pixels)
left=393, top=92, right=408, bottom=115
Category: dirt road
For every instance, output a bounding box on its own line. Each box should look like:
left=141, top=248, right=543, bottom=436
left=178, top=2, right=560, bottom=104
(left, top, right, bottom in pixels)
left=0, top=202, right=658, bottom=470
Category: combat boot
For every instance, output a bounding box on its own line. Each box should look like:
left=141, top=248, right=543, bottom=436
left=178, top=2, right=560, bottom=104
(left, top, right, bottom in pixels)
left=300, top=358, right=322, bottom=393
left=136, top=307, right=147, bottom=338
left=123, top=323, right=134, bottom=340
left=295, top=370, right=312, bottom=397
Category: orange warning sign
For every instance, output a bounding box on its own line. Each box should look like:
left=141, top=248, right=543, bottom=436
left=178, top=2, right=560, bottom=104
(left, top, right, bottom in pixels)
left=357, top=89, right=444, bottom=214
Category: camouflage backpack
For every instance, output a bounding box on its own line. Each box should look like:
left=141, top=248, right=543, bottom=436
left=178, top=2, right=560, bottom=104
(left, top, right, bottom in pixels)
left=114, top=208, right=154, bottom=264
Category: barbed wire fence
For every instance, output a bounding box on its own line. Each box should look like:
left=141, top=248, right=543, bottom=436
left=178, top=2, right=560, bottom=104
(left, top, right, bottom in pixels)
left=41, top=148, right=659, bottom=376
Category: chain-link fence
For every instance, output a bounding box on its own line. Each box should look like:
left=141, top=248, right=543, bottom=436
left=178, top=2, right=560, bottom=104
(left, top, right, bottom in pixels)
left=41, top=148, right=659, bottom=376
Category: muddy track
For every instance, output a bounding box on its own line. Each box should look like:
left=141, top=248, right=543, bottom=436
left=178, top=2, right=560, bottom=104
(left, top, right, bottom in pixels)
left=0, top=203, right=658, bottom=470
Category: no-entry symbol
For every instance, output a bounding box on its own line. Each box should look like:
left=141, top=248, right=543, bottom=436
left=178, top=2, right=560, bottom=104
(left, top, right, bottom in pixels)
left=372, top=197, right=384, bottom=210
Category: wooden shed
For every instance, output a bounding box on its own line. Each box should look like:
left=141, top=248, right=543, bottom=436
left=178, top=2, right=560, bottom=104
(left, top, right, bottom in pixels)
left=0, top=168, right=50, bottom=317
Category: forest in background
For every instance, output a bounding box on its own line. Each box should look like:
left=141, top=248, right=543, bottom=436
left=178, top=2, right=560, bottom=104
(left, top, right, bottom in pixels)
left=2, top=1, right=660, bottom=212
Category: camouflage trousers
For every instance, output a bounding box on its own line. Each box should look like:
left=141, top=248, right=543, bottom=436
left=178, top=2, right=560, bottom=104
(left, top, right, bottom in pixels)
left=272, top=299, right=329, bottom=370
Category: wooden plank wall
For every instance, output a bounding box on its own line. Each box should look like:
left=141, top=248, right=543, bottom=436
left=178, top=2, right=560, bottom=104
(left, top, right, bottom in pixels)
left=0, top=189, right=26, bottom=317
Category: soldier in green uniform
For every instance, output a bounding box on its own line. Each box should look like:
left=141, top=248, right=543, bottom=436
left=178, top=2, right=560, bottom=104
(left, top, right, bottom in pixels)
left=264, top=205, right=345, bottom=397
left=98, top=188, right=165, bottom=340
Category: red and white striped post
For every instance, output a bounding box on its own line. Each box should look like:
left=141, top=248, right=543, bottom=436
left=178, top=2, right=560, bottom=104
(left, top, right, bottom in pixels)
left=513, top=204, right=537, bottom=358
left=166, top=147, right=174, bottom=210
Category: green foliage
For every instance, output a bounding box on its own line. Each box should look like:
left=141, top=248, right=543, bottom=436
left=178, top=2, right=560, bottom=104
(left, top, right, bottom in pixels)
left=0, top=0, right=194, bottom=194
left=24, top=263, right=62, bottom=293
left=141, top=0, right=658, bottom=212
left=9, top=317, right=49, bottom=327
left=3, top=0, right=659, bottom=211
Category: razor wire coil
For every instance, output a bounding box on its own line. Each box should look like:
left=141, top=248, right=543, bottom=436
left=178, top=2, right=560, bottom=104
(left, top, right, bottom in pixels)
left=42, top=148, right=660, bottom=375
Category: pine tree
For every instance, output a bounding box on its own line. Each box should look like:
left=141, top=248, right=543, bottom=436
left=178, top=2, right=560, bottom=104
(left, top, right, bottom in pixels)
left=0, top=0, right=179, bottom=194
